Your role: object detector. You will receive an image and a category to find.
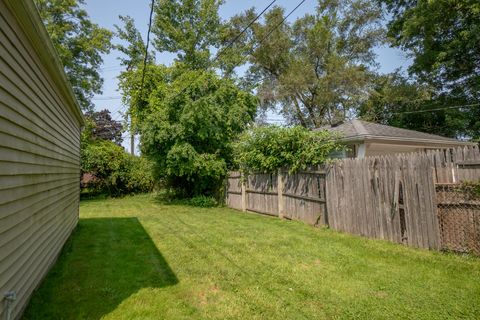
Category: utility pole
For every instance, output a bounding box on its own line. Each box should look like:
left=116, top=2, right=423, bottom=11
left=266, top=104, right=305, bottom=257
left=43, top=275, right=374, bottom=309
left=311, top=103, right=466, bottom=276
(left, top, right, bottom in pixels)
left=130, top=133, right=134, bottom=155
left=130, top=113, right=135, bottom=155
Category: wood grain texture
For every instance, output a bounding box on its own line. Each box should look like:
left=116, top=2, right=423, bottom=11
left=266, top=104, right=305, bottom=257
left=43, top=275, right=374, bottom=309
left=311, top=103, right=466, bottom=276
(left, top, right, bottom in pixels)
left=226, top=146, right=480, bottom=252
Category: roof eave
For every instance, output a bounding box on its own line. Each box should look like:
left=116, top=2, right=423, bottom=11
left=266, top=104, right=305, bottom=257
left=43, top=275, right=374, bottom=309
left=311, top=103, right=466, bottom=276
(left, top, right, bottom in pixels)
left=4, top=0, right=85, bottom=126
left=339, top=134, right=476, bottom=146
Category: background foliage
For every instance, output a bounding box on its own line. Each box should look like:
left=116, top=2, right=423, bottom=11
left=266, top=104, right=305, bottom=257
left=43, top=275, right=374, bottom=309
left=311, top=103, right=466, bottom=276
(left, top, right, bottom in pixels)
left=80, top=110, right=154, bottom=197
left=84, top=109, right=123, bottom=145
left=227, top=0, right=384, bottom=127
left=135, top=67, right=257, bottom=197
left=234, top=126, right=341, bottom=174
left=81, top=140, right=155, bottom=197
left=378, top=0, right=480, bottom=140
left=34, top=0, right=112, bottom=111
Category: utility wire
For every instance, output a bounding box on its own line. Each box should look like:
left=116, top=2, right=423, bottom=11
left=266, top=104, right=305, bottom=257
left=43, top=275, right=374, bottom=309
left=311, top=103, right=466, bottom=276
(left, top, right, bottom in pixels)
left=267, top=101, right=479, bottom=123
left=92, top=96, right=122, bottom=101
left=391, top=102, right=480, bottom=115
left=139, top=0, right=156, bottom=97
left=169, top=0, right=277, bottom=100
left=213, top=0, right=277, bottom=65
left=250, top=0, right=306, bottom=52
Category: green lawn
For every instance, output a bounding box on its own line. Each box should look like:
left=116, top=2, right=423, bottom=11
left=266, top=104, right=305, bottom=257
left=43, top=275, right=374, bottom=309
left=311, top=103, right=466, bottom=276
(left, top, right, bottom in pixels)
left=23, top=194, right=480, bottom=319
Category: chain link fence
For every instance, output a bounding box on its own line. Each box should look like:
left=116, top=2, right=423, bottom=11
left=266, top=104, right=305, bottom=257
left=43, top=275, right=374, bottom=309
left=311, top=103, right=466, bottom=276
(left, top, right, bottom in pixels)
left=436, top=183, right=480, bottom=255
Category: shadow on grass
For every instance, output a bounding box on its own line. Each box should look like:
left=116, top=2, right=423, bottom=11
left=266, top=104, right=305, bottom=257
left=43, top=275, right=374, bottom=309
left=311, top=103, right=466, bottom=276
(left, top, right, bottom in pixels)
left=22, top=217, right=178, bottom=320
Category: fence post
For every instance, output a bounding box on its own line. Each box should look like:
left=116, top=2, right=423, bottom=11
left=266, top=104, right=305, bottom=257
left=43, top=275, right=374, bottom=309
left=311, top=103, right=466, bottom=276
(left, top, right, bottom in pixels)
left=241, top=173, right=247, bottom=212
left=278, top=168, right=284, bottom=218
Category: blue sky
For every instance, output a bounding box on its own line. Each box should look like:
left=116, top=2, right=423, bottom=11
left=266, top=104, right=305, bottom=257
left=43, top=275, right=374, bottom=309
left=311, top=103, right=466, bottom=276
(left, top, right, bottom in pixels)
left=84, top=0, right=411, bottom=151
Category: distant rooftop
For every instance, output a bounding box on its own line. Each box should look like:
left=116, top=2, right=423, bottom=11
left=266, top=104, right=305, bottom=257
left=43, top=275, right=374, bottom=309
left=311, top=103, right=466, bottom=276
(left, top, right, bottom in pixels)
left=316, top=120, right=474, bottom=145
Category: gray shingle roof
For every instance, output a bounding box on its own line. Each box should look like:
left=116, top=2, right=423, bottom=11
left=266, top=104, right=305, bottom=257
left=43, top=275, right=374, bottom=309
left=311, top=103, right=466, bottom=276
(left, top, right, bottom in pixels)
left=316, top=120, right=473, bottom=145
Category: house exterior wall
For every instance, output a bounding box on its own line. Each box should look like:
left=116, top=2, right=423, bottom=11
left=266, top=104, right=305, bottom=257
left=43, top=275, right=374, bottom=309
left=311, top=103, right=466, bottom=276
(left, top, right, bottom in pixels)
left=342, top=141, right=471, bottom=159
left=364, top=143, right=423, bottom=158
left=0, top=1, right=83, bottom=319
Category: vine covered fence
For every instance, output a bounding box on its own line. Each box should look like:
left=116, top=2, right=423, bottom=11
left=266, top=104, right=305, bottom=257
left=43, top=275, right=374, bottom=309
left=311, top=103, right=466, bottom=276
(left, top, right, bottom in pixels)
left=226, top=146, right=480, bottom=254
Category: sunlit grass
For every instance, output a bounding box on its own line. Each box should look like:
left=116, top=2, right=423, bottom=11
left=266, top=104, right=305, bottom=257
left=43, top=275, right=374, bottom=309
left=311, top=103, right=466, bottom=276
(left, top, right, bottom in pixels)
left=24, top=194, right=480, bottom=319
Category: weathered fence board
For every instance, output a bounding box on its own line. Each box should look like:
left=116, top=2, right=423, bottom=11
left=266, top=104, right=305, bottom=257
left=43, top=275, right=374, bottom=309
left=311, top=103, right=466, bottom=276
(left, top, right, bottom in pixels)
left=283, top=170, right=326, bottom=225
left=226, top=172, right=242, bottom=211
left=246, top=173, right=278, bottom=216
left=226, top=146, right=480, bottom=252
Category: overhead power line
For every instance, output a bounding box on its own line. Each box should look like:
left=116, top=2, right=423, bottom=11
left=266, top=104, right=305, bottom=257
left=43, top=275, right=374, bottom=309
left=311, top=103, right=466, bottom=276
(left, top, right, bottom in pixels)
left=213, top=0, right=277, bottom=65
left=99, top=65, right=123, bottom=72
left=391, top=102, right=480, bottom=115
left=92, top=96, right=122, bottom=101
left=251, top=0, right=306, bottom=51
left=169, top=0, right=277, bottom=100
left=139, top=0, right=156, bottom=98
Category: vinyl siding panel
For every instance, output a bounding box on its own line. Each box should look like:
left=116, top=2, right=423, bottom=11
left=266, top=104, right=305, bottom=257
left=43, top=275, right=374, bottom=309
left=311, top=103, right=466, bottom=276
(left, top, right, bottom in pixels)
left=0, top=1, right=82, bottom=319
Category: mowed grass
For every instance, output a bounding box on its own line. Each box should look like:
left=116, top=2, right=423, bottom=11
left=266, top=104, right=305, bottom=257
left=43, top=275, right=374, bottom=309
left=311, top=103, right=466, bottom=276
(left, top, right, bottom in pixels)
left=24, top=194, right=480, bottom=320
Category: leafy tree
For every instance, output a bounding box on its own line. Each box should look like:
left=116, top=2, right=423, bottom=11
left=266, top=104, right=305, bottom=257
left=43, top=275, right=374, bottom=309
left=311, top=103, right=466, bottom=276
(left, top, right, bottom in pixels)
left=34, top=0, right=112, bottom=112
left=234, top=126, right=341, bottom=174
left=382, top=0, right=480, bottom=100
left=152, top=0, right=224, bottom=70
left=114, top=15, right=154, bottom=71
left=114, top=15, right=156, bottom=151
left=118, top=64, right=169, bottom=135
left=216, top=8, right=257, bottom=79
left=372, top=1, right=480, bottom=139
left=118, top=1, right=261, bottom=198
left=359, top=72, right=477, bottom=139
left=84, top=109, right=123, bottom=145
left=232, top=1, right=384, bottom=127
left=137, top=66, right=257, bottom=197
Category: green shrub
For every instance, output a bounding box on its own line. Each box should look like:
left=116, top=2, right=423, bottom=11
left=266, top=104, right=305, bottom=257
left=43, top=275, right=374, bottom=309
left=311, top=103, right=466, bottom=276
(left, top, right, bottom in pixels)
left=81, top=140, right=155, bottom=196
left=457, top=181, right=480, bottom=199
left=185, top=195, right=218, bottom=207
left=154, top=192, right=218, bottom=207
left=126, top=156, right=156, bottom=193
left=234, top=125, right=342, bottom=174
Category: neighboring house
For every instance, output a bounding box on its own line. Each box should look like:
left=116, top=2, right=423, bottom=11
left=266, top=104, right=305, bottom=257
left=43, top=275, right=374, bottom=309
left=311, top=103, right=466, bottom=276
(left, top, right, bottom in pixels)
left=317, top=120, right=475, bottom=158
left=0, top=0, right=84, bottom=319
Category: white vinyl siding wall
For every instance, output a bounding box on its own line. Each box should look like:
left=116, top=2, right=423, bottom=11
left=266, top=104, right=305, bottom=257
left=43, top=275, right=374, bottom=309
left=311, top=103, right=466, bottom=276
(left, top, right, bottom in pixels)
left=0, top=1, right=83, bottom=319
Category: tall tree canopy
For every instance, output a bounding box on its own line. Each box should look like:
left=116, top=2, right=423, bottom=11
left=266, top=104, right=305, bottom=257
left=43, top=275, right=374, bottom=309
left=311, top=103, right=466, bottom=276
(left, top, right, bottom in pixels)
left=359, top=72, right=480, bottom=139
left=114, top=15, right=154, bottom=71
left=124, top=66, right=257, bottom=197
left=35, top=0, right=112, bottom=111
left=152, top=0, right=224, bottom=70
left=84, top=109, right=124, bottom=145
left=231, top=0, right=384, bottom=127
left=383, top=0, right=480, bottom=99
left=378, top=0, right=480, bottom=139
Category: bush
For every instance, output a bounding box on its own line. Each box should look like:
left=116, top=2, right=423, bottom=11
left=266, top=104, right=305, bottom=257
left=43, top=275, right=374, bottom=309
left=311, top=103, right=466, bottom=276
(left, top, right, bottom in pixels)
left=456, top=181, right=480, bottom=199
left=126, top=156, right=156, bottom=193
left=81, top=140, right=155, bottom=196
left=185, top=195, right=218, bottom=207
left=135, top=67, right=257, bottom=198
left=155, top=192, right=219, bottom=207
left=234, top=125, right=342, bottom=174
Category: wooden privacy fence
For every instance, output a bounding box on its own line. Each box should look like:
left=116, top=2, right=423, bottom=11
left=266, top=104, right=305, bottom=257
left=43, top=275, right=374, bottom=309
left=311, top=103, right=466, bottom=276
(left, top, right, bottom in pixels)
left=226, top=146, right=480, bottom=252
left=226, top=169, right=327, bottom=226
left=326, top=153, right=440, bottom=249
